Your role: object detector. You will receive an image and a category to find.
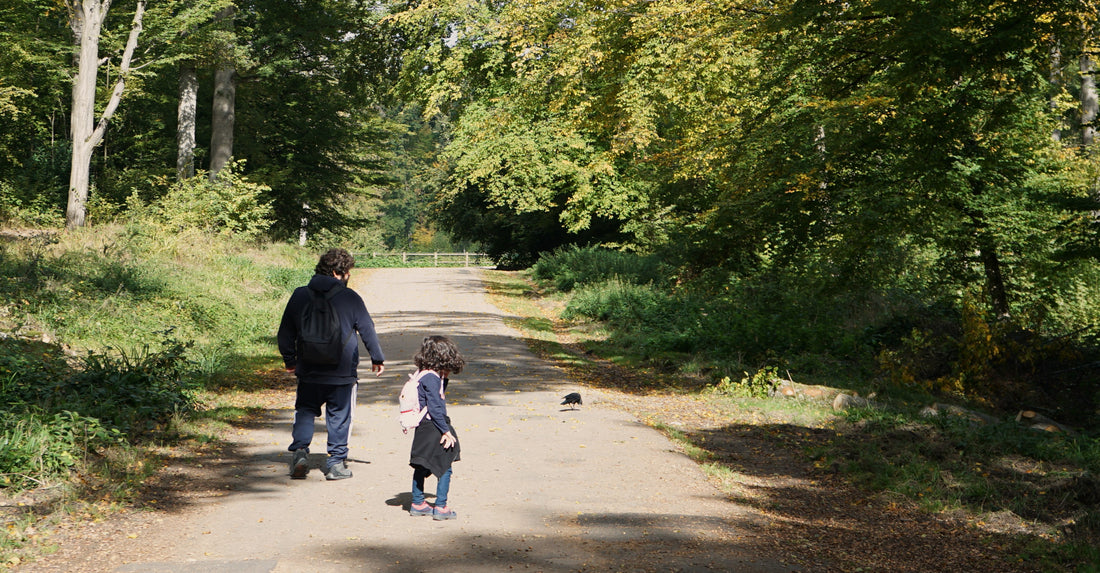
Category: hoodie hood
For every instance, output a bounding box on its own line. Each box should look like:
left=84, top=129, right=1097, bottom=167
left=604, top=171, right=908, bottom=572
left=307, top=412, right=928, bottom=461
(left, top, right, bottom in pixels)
left=308, top=273, right=345, bottom=292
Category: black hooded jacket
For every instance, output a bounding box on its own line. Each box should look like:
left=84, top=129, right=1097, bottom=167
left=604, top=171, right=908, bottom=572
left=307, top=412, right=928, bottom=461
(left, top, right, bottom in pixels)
left=277, top=274, right=385, bottom=384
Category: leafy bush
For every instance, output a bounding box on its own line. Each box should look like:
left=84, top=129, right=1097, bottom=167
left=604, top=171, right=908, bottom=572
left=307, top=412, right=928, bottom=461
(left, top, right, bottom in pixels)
left=533, top=245, right=664, bottom=292
left=1, top=337, right=198, bottom=435
left=64, top=339, right=200, bottom=432
left=710, top=366, right=780, bottom=398
left=560, top=269, right=868, bottom=373
left=0, top=180, right=65, bottom=227
left=153, top=161, right=273, bottom=239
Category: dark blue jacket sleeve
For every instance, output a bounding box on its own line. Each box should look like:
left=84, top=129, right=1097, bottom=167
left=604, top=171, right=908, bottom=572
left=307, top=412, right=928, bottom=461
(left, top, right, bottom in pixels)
left=347, top=290, right=385, bottom=365
left=418, top=373, right=451, bottom=434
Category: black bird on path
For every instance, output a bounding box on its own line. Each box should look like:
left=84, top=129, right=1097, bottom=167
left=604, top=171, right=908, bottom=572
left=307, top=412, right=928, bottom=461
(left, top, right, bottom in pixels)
left=561, top=392, right=582, bottom=410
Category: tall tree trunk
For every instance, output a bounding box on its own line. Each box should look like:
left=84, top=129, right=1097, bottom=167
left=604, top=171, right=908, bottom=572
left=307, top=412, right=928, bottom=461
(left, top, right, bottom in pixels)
left=1083, top=36, right=1100, bottom=218
left=65, top=0, right=105, bottom=230
left=1051, top=43, right=1063, bottom=143
left=1081, top=51, right=1097, bottom=148
left=299, top=201, right=310, bottom=246
left=209, top=66, right=236, bottom=179
left=176, top=63, right=198, bottom=180
left=65, top=0, right=144, bottom=229
left=208, top=6, right=236, bottom=181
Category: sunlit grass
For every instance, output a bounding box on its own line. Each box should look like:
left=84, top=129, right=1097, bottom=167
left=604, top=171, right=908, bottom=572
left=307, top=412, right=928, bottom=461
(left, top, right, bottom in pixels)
left=0, top=225, right=310, bottom=566
left=647, top=419, right=713, bottom=462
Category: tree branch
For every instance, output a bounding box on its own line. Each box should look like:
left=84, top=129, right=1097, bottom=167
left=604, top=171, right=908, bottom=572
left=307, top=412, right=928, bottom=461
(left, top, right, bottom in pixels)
left=90, top=0, right=144, bottom=146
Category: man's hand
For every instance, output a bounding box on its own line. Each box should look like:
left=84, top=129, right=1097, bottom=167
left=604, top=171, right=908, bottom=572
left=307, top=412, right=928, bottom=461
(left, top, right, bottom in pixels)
left=285, top=366, right=295, bottom=374
left=440, top=431, right=456, bottom=449
left=372, top=362, right=385, bottom=377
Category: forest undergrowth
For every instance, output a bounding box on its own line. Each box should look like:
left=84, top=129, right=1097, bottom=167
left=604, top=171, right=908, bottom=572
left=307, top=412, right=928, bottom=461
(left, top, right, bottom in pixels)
left=494, top=246, right=1100, bottom=572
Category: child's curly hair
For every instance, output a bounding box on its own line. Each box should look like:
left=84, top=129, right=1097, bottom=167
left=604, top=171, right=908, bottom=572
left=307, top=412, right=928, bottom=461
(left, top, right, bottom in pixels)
left=414, top=335, right=465, bottom=374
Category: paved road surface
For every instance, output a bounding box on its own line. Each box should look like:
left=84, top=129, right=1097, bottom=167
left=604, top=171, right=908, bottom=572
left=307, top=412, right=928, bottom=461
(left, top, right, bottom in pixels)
left=25, top=268, right=797, bottom=572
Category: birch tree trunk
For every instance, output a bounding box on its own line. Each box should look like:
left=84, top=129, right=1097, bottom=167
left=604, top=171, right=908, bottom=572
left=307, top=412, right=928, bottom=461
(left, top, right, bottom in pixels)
left=176, top=63, right=198, bottom=180
left=65, top=0, right=145, bottom=229
left=299, top=201, right=310, bottom=246
left=1051, top=43, right=1062, bottom=143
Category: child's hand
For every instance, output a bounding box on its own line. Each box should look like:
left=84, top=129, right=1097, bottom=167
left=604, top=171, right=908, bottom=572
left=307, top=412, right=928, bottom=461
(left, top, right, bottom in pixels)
left=440, top=431, right=456, bottom=449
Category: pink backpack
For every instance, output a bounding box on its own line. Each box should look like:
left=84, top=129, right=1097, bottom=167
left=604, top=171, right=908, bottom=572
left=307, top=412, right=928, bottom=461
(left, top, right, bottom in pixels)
left=397, top=369, right=440, bottom=433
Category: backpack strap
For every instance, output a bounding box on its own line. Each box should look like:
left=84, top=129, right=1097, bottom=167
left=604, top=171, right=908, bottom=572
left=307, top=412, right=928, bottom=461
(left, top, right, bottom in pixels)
left=417, top=370, right=447, bottom=414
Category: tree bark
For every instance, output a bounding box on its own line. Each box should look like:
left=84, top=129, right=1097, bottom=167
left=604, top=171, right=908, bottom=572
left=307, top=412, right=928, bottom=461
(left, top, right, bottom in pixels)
left=1051, top=43, right=1062, bottom=143
left=209, top=66, right=236, bottom=179
left=1081, top=51, right=1097, bottom=148
left=65, top=0, right=106, bottom=230
left=208, top=5, right=236, bottom=181
left=65, top=0, right=144, bottom=229
left=299, top=201, right=310, bottom=246
left=176, top=63, right=198, bottom=180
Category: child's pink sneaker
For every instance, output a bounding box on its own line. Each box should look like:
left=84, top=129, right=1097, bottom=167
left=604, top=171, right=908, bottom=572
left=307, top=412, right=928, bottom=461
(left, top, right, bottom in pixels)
left=409, top=502, right=433, bottom=517
left=432, top=506, right=457, bottom=521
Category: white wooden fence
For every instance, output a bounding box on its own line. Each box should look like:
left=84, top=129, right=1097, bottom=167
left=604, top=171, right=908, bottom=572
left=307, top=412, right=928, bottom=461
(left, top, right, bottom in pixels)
left=358, top=252, right=491, bottom=267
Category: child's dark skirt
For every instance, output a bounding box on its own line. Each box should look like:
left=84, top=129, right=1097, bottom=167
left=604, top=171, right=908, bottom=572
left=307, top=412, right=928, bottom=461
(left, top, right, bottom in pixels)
left=409, top=416, right=459, bottom=477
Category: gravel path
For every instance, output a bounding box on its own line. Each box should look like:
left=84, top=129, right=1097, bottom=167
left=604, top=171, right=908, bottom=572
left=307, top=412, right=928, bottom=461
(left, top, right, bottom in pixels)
left=20, top=267, right=797, bottom=573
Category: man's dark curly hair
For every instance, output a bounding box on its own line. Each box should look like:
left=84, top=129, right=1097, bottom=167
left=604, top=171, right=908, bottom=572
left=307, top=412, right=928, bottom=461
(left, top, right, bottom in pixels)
left=315, top=248, right=355, bottom=276
left=414, top=335, right=466, bottom=374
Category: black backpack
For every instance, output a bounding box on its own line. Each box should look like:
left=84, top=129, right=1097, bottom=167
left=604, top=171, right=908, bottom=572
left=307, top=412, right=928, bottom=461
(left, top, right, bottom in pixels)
left=296, top=284, right=349, bottom=366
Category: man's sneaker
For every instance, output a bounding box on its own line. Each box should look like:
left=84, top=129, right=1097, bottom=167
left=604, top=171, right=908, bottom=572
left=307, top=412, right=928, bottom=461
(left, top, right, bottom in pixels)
left=432, top=506, right=457, bottom=521
left=325, top=461, right=352, bottom=480
left=290, top=449, right=309, bottom=479
left=409, top=502, right=433, bottom=517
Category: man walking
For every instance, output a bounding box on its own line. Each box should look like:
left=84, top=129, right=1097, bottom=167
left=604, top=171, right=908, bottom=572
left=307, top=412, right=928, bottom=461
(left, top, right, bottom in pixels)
left=277, top=248, right=385, bottom=480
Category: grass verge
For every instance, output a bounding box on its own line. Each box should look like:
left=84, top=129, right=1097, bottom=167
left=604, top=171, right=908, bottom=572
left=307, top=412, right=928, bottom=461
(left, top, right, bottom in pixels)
left=0, top=225, right=312, bottom=567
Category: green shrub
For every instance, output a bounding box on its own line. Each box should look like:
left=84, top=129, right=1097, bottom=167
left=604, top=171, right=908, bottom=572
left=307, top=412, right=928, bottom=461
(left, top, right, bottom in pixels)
left=0, top=180, right=65, bottom=228
left=563, top=279, right=706, bottom=356
left=63, top=339, right=199, bottom=432
left=153, top=161, right=273, bottom=239
left=560, top=271, right=863, bottom=370
left=709, top=366, right=780, bottom=398
left=533, top=245, right=664, bottom=292
left=3, top=338, right=199, bottom=435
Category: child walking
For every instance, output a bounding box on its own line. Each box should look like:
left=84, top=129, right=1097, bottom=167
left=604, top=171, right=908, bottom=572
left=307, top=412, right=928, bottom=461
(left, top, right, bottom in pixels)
left=408, top=335, right=466, bottom=520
